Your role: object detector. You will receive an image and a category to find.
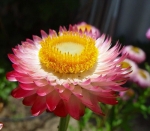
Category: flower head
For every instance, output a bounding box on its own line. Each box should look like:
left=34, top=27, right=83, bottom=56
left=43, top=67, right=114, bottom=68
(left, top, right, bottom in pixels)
left=146, top=28, right=150, bottom=40
left=120, top=58, right=138, bottom=81
left=122, top=45, right=146, bottom=63
left=6, top=25, right=129, bottom=120
left=75, top=22, right=100, bottom=39
left=120, top=89, right=135, bottom=101
left=0, top=122, right=3, bottom=130
left=133, top=68, right=150, bottom=88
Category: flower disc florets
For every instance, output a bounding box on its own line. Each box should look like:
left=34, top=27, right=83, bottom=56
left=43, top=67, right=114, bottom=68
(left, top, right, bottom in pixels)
left=6, top=25, right=130, bottom=120
left=39, top=31, right=98, bottom=74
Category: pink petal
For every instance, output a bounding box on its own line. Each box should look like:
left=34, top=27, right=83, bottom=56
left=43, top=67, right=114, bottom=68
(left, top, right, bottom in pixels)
left=97, top=96, right=118, bottom=105
left=56, top=85, right=65, bottom=93
left=53, top=100, right=68, bottom=117
left=62, top=83, right=74, bottom=90
left=8, top=54, right=19, bottom=64
left=6, top=71, right=17, bottom=81
left=12, top=64, right=28, bottom=74
left=41, top=30, right=48, bottom=38
left=26, top=38, right=34, bottom=44
left=12, top=87, right=36, bottom=98
left=79, top=79, right=91, bottom=86
left=81, top=89, right=96, bottom=107
left=37, top=85, right=54, bottom=96
left=32, top=35, right=42, bottom=43
left=19, top=83, right=38, bottom=90
left=109, top=86, right=127, bottom=91
left=12, top=48, right=23, bottom=58
left=34, top=79, right=49, bottom=87
left=49, top=29, right=57, bottom=37
left=22, top=94, right=37, bottom=106
left=31, top=96, right=46, bottom=116
left=59, top=89, right=72, bottom=101
left=46, top=90, right=60, bottom=111
left=80, top=90, right=104, bottom=115
left=87, top=104, right=104, bottom=116
left=0, top=122, right=3, bottom=130
left=72, top=85, right=82, bottom=97
left=16, top=76, right=33, bottom=83
left=67, top=95, right=85, bottom=120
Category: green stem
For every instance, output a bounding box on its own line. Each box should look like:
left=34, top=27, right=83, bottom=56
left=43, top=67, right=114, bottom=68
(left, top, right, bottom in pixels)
left=58, top=115, right=70, bottom=131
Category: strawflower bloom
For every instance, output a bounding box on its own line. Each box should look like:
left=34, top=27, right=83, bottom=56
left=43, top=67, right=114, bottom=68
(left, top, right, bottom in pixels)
left=75, top=22, right=100, bottom=39
left=119, top=58, right=138, bottom=81
left=0, top=123, right=3, bottom=130
left=6, top=25, right=129, bottom=120
left=133, top=68, right=150, bottom=88
left=146, top=28, right=150, bottom=40
left=120, top=89, right=135, bottom=101
left=122, top=45, right=146, bottom=63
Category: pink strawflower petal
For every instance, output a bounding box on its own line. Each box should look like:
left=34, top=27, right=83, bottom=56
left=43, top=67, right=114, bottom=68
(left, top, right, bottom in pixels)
left=19, top=83, right=38, bottom=90
left=31, top=96, right=46, bottom=116
left=37, top=85, right=54, bottom=96
left=23, top=94, right=37, bottom=106
left=0, top=123, right=3, bottom=130
left=53, top=100, right=68, bottom=117
left=46, top=90, right=61, bottom=111
left=59, top=89, right=72, bottom=101
left=6, top=71, right=17, bottom=81
left=12, top=87, right=36, bottom=98
left=67, top=95, right=85, bottom=120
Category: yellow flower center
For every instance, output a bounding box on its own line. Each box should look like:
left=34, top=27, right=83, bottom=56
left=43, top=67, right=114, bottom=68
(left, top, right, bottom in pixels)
left=39, top=31, right=98, bottom=74
left=126, top=89, right=134, bottom=97
left=77, top=24, right=92, bottom=32
left=131, top=46, right=140, bottom=53
left=139, top=69, right=147, bottom=79
left=120, top=61, right=130, bottom=68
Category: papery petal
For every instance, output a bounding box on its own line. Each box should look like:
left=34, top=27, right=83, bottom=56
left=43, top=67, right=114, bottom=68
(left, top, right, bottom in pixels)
left=53, top=100, right=68, bottom=117
left=31, top=96, right=46, bottom=116
left=33, top=35, right=42, bottom=43
left=72, top=85, right=82, bottom=97
left=12, top=87, right=36, bottom=98
left=6, top=71, right=17, bottom=81
left=23, top=94, right=37, bottom=106
left=34, top=79, right=49, bottom=87
left=16, top=76, right=33, bottom=83
left=0, top=123, right=3, bottom=130
left=41, top=30, right=48, bottom=38
left=46, top=90, right=60, bottom=111
left=97, top=96, right=118, bottom=105
left=37, top=85, right=54, bottom=96
left=67, top=95, right=85, bottom=120
left=8, top=54, right=19, bottom=64
left=59, top=89, right=72, bottom=101
left=19, top=83, right=38, bottom=90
